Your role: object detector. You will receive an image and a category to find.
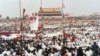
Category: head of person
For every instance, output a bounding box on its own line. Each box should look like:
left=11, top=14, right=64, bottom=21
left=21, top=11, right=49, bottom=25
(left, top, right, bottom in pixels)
left=93, top=42, right=97, bottom=45
left=4, top=53, right=8, bottom=56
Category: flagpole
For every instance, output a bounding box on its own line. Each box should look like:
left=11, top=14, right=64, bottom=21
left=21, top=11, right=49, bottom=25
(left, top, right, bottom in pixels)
left=41, top=0, right=43, bottom=40
left=19, top=0, right=21, bottom=18
left=62, top=0, right=64, bottom=18
left=61, top=0, right=64, bottom=29
left=19, top=0, right=23, bottom=40
left=41, top=0, right=42, bottom=8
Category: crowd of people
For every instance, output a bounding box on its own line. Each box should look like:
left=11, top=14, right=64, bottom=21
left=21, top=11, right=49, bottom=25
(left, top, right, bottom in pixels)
left=0, top=31, right=100, bottom=56
left=0, top=18, right=100, bottom=56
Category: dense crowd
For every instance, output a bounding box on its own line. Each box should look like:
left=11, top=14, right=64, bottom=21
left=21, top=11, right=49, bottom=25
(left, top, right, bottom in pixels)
left=0, top=32, right=100, bottom=56
left=0, top=19, right=100, bottom=56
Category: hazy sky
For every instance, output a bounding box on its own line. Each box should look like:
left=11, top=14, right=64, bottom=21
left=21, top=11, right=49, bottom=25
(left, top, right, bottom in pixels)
left=0, top=0, right=100, bottom=18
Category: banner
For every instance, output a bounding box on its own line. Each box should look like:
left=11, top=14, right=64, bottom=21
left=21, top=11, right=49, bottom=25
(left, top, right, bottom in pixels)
left=29, top=15, right=39, bottom=31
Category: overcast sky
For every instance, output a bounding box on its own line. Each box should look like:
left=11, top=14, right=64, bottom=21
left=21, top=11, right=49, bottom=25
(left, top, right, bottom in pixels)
left=0, top=0, right=100, bottom=18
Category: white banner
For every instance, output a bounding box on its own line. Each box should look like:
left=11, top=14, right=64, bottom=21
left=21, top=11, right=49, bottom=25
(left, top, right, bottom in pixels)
left=30, top=16, right=39, bottom=31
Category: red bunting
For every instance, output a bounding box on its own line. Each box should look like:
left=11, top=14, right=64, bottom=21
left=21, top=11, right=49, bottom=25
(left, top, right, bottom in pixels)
left=0, top=32, right=15, bottom=35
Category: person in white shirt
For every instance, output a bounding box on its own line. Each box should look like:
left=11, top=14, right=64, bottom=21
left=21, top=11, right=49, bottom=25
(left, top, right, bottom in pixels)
left=37, top=49, right=43, bottom=56
left=97, top=40, right=100, bottom=48
left=67, top=50, right=72, bottom=56
left=2, top=50, right=10, bottom=56
left=85, top=47, right=93, bottom=56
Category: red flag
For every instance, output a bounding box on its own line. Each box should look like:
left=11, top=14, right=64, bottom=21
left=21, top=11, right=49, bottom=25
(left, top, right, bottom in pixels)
left=23, top=8, right=25, bottom=15
left=40, top=7, right=43, bottom=13
left=35, top=32, right=39, bottom=39
left=38, top=24, right=43, bottom=31
left=71, top=34, right=76, bottom=42
left=63, top=31, right=69, bottom=39
left=35, top=24, right=43, bottom=39
left=23, top=8, right=26, bottom=18
left=20, top=21, right=23, bottom=31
